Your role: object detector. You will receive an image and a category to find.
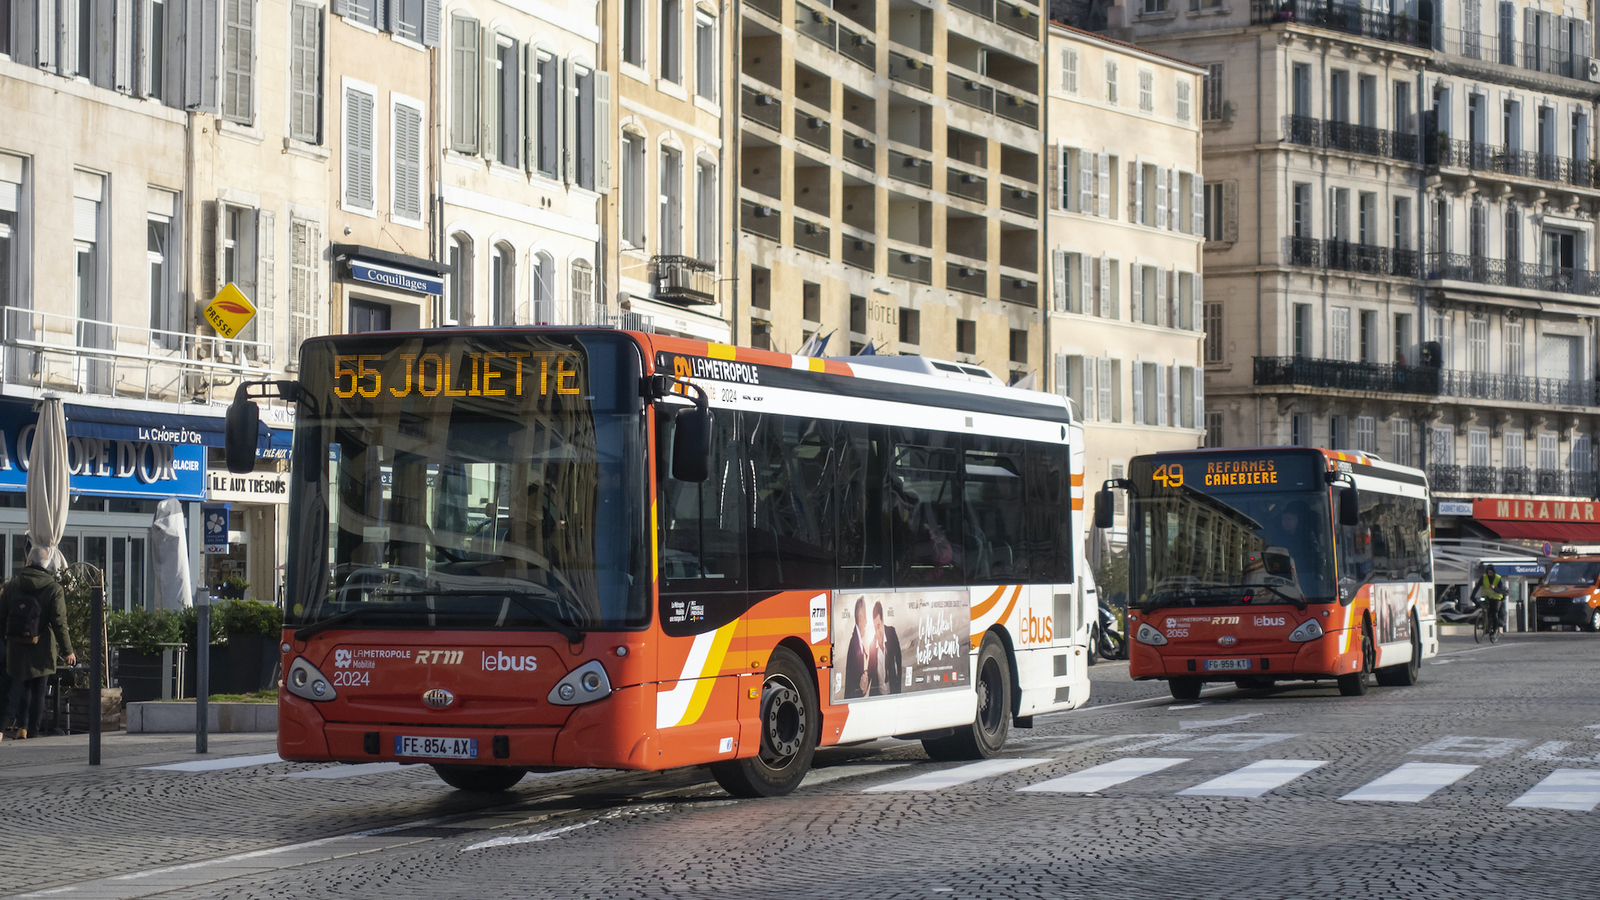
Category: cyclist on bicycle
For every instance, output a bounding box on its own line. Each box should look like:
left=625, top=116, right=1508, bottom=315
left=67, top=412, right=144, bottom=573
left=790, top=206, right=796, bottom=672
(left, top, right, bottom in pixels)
left=1473, top=564, right=1507, bottom=632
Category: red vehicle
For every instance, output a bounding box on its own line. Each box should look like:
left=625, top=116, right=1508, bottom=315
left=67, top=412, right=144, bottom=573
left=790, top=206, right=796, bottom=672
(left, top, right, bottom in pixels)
left=1095, top=447, right=1437, bottom=699
left=225, top=328, right=1091, bottom=796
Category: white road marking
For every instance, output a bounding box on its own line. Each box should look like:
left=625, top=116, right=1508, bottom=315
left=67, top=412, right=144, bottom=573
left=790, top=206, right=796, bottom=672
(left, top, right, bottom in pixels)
left=1169, top=733, right=1299, bottom=752
left=143, top=753, right=284, bottom=772
left=1179, top=713, right=1262, bottom=730
left=801, top=763, right=910, bottom=788
left=463, top=820, right=599, bottom=851
left=1524, top=742, right=1600, bottom=763
left=1507, top=769, right=1600, bottom=812
left=1177, top=760, right=1326, bottom=798
left=1019, top=757, right=1189, bottom=793
left=1409, top=736, right=1530, bottom=758
left=1339, top=763, right=1478, bottom=803
left=278, top=763, right=408, bottom=779
left=110, top=816, right=452, bottom=881
left=864, top=758, right=1050, bottom=792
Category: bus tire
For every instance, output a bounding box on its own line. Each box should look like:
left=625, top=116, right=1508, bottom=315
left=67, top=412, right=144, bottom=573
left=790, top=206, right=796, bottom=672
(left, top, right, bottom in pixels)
left=1086, top=624, right=1100, bottom=666
left=1375, top=617, right=1422, bottom=687
left=1168, top=678, right=1202, bottom=701
left=432, top=765, right=526, bottom=792
left=709, top=646, right=818, bottom=798
left=923, top=634, right=1012, bottom=761
left=1338, top=624, right=1375, bottom=696
left=1587, top=609, right=1600, bottom=633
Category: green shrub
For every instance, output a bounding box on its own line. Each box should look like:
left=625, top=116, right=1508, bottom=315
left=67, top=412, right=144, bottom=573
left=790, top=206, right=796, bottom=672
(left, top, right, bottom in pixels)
left=108, top=606, right=181, bottom=655
left=177, top=605, right=227, bottom=646
left=218, top=598, right=284, bottom=637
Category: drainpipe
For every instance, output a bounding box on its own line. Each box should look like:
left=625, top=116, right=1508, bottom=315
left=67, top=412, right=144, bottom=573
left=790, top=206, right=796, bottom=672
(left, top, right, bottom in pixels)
left=728, top=0, right=740, bottom=345
left=1256, top=34, right=1264, bottom=446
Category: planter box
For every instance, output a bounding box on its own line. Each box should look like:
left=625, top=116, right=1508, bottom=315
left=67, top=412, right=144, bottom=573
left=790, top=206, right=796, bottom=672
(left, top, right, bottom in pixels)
left=66, top=687, right=124, bottom=732
left=224, top=633, right=282, bottom=694
left=125, top=700, right=278, bottom=733
left=113, top=650, right=166, bottom=703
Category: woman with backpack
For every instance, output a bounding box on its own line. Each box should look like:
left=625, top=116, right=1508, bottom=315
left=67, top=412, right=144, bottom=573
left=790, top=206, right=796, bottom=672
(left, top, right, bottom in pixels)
left=2, top=547, right=74, bottom=741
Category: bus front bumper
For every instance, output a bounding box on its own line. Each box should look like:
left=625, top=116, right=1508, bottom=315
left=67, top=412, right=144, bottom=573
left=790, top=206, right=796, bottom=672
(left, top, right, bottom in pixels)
left=1130, top=634, right=1362, bottom=681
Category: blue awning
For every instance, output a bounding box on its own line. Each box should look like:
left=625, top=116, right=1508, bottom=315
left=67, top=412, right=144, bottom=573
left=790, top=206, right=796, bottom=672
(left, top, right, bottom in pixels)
left=64, top=403, right=291, bottom=457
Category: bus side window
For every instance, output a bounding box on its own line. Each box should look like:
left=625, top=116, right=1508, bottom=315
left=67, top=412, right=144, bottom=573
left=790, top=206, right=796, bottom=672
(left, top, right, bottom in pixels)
left=888, top=428, right=965, bottom=588
left=837, top=423, right=890, bottom=589
left=962, top=436, right=1028, bottom=583
left=658, top=409, right=746, bottom=593
left=747, top=413, right=837, bottom=592
left=1025, top=443, right=1073, bottom=585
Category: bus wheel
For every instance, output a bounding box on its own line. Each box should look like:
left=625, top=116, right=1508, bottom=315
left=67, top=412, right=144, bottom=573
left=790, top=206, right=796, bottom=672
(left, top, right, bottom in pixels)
left=1587, top=610, right=1600, bottom=633
left=1338, top=625, right=1375, bottom=696
left=1168, top=678, right=1202, bottom=701
left=710, top=647, right=818, bottom=798
left=432, top=765, right=526, bottom=792
left=1375, top=617, right=1422, bottom=687
left=924, top=634, right=1012, bottom=761
left=1086, top=624, right=1100, bottom=666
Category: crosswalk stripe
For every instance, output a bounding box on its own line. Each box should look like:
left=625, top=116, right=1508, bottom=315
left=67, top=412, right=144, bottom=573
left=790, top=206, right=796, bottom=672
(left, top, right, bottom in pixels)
left=863, top=758, right=1052, bottom=793
left=279, top=763, right=409, bottom=780
left=1176, top=759, right=1326, bottom=798
left=1339, top=762, right=1477, bottom=803
left=1507, top=769, right=1600, bottom=812
left=144, top=752, right=284, bottom=772
left=802, top=763, right=911, bottom=789
left=1019, top=757, right=1188, bottom=794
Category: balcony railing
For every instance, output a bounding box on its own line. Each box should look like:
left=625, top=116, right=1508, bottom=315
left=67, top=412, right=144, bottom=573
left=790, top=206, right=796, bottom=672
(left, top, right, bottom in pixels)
left=1438, top=26, right=1592, bottom=82
left=746, top=0, right=781, bottom=20
left=795, top=108, right=831, bottom=151
left=843, top=133, right=875, bottom=170
left=889, top=52, right=934, bottom=90
left=795, top=218, right=831, bottom=257
left=530, top=299, right=655, bottom=332
left=947, top=263, right=986, bottom=296
left=0, top=307, right=278, bottom=405
left=890, top=149, right=933, bottom=188
left=1255, top=355, right=1600, bottom=406
left=651, top=256, right=716, bottom=305
left=999, top=276, right=1036, bottom=306
left=1283, top=237, right=1419, bottom=277
left=1432, top=138, right=1598, bottom=189
left=948, top=166, right=988, bottom=202
left=1432, top=465, right=1600, bottom=498
left=1282, top=114, right=1418, bottom=161
left=889, top=251, right=933, bottom=284
left=947, top=0, right=1041, bottom=38
left=740, top=198, right=781, bottom=242
left=1000, top=184, right=1038, bottom=218
left=741, top=86, right=782, bottom=131
left=793, top=2, right=877, bottom=70
left=994, top=90, right=1039, bottom=128
left=1251, top=0, right=1427, bottom=47
left=843, top=237, right=875, bottom=271
left=948, top=72, right=995, bottom=114
left=1427, top=252, right=1600, bottom=297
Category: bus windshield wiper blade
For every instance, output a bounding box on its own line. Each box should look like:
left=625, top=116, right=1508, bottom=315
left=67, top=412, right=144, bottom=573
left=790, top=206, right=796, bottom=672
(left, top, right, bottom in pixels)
left=372, top=588, right=585, bottom=644
left=293, top=607, right=414, bottom=641
left=1142, top=586, right=1252, bottom=613
left=1253, top=584, right=1308, bottom=611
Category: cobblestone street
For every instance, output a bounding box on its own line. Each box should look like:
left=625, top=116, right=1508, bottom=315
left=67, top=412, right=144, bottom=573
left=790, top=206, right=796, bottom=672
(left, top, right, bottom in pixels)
left=3, top=634, right=1597, bottom=899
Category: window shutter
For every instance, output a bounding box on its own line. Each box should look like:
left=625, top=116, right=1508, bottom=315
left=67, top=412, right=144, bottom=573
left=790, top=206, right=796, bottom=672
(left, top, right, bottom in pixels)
left=523, top=44, right=537, bottom=172
left=1130, top=262, right=1142, bottom=322
left=1194, top=367, right=1205, bottom=432
left=395, top=103, right=423, bottom=220
left=114, top=0, right=134, bottom=91
left=480, top=27, right=497, bottom=163
left=332, top=0, right=348, bottom=16
left=1191, top=173, right=1204, bottom=235
left=422, top=0, right=440, bottom=44
left=1132, top=364, right=1144, bottom=425
left=1157, top=265, right=1169, bottom=326
left=1192, top=274, right=1203, bottom=332
left=289, top=3, right=320, bottom=142
left=222, top=0, right=255, bottom=121
left=1079, top=252, right=1092, bottom=316
left=212, top=201, right=227, bottom=295
left=1098, top=358, right=1112, bottom=421
left=562, top=57, right=578, bottom=184
left=254, top=209, right=275, bottom=357
left=1133, top=162, right=1143, bottom=223
left=594, top=70, right=611, bottom=193
left=1083, top=357, right=1096, bottom=421
left=1155, top=166, right=1167, bottom=229
left=1051, top=249, right=1067, bottom=312
left=26, top=0, right=56, bottom=70
left=1054, top=353, right=1068, bottom=398
left=1096, top=151, right=1109, bottom=217
left=1222, top=180, right=1238, bottom=242
left=185, top=0, right=221, bottom=112
left=1523, top=8, right=1535, bottom=67
left=344, top=86, right=375, bottom=209
left=1099, top=255, right=1112, bottom=317
left=1048, top=142, right=1060, bottom=211
left=377, top=0, right=392, bottom=32
left=512, top=40, right=526, bottom=168
left=1156, top=364, right=1168, bottom=426
left=136, top=0, right=153, bottom=95
left=1078, top=148, right=1093, bottom=214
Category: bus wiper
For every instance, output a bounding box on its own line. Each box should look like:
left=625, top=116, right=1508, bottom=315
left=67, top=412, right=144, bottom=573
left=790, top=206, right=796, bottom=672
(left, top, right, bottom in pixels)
left=375, top=588, right=585, bottom=644
left=293, top=607, right=415, bottom=641
left=1252, top=584, right=1308, bottom=611
left=1142, top=586, right=1252, bottom=613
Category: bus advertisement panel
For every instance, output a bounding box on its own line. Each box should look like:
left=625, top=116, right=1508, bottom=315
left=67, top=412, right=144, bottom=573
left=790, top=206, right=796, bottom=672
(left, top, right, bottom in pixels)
left=1113, top=447, right=1435, bottom=700
left=256, top=328, right=1093, bottom=797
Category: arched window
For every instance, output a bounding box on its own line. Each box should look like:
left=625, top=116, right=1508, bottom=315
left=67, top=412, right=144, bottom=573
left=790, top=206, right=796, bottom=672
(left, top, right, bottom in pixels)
left=490, top=241, right=516, bottom=325
left=446, top=233, right=473, bottom=325
left=531, top=251, right=555, bottom=323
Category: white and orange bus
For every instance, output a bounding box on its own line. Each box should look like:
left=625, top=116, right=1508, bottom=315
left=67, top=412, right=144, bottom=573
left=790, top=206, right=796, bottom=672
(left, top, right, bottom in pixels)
left=1097, top=447, right=1436, bottom=699
left=225, top=328, right=1093, bottom=796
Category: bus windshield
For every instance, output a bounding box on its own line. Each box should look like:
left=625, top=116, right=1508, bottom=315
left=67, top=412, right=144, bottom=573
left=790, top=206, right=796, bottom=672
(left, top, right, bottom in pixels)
left=285, top=331, right=650, bottom=634
left=1127, top=453, right=1335, bottom=609
left=1544, top=561, right=1600, bottom=586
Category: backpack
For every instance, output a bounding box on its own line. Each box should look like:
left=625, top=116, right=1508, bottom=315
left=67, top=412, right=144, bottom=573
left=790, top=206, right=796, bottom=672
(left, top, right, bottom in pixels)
left=5, top=582, right=44, bottom=644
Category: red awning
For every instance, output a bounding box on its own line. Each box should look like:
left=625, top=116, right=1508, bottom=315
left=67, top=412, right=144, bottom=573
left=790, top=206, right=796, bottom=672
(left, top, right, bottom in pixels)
left=1480, top=520, right=1600, bottom=542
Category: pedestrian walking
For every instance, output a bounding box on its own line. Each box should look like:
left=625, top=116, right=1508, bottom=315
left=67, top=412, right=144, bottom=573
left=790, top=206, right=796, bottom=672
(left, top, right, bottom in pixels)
left=2, top=547, right=75, bottom=741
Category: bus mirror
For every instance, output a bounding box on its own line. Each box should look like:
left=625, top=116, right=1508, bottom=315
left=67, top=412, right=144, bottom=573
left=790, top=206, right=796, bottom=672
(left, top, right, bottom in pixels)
left=224, top=386, right=260, bottom=474
left=1094, top=489, right=1115, bottom=529
left=671, top=407, right=712, bottom=482
left=1339, top=485, right=1360, bottom=527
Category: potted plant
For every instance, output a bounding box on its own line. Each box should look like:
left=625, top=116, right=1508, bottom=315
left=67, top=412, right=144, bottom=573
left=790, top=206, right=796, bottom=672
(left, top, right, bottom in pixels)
left=108, top=606, right=181, bottom=703
left=218, top=598, right=285, bottom=694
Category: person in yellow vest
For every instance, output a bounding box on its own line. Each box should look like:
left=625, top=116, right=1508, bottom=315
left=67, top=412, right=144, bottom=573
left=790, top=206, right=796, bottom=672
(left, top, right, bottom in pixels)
left=1473, top=564, right=1507, bottom=631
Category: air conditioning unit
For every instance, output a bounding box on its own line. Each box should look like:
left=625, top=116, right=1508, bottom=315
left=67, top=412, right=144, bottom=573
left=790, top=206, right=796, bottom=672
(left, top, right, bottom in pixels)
left=1588, top=58, right=1600, bottom=82
left=755, top=94, right=776, bottom=106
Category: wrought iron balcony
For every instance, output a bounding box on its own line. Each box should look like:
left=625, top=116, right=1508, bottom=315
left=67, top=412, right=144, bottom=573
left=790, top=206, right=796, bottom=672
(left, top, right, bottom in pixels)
left=1431, top=138, right=1598, bottom=189
left=1282, top=115, right=1418, bottom=161
left=530, top=298, right=655, bottom=332
left=1426, top=252, right=1600, bottom=298
left=1438, top=26, right=1592, bottom=82
left=1251, top=0, right=1427, bottom=48
left=1437, top=369, right=1598, bottom=406
left=1283, top=237, right=1420, bottom=277
left=1432, top=465, right=1600, bottom=498
left=1255, top=355, right=1600, bottom=406
left=652, top=256, right=717, bottom=305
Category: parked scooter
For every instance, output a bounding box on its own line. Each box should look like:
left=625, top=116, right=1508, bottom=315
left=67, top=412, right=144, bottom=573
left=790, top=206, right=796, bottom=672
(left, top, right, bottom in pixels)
left=1091, top=595, right=1128, bottom=662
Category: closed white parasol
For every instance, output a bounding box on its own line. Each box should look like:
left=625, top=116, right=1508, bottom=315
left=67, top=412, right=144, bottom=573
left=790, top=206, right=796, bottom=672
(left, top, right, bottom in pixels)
left=26, top=396, right=68, bottom=570
left=150, top=498, right=193, bottom=609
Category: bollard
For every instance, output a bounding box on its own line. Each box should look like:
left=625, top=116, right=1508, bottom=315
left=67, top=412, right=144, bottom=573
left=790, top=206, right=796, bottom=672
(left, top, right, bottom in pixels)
left=196, top=595, right=210, bottom=754
left=90, top=580, right=103, bottom=766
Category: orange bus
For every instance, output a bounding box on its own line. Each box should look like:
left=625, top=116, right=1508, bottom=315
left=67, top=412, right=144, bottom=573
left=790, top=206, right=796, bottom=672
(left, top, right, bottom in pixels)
left=1095, top=447, right=1436, bottom=699
left=225, top=328, right=1093, bottom=796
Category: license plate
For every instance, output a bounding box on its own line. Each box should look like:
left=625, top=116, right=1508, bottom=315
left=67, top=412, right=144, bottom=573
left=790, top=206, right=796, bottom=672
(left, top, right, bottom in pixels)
left=1204, top=658, right=1252, bottom=671
left=1542, top=616, right=1561, bottom=622
left=394, top=736, right=478, bottom=759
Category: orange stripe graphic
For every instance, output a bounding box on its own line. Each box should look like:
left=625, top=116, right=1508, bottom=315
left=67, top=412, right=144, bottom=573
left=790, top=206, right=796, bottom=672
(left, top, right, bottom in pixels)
left=971, top=585, right=1008, bottom=619
left=973, top=585, right=1022, bottom=648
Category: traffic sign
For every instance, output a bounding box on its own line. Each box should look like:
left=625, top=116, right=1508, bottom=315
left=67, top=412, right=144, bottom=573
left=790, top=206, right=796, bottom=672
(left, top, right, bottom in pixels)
left=202, top=283, right=257, bottom=339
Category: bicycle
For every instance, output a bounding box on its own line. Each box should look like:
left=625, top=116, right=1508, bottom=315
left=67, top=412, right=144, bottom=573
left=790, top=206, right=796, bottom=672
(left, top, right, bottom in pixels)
left=1472, top=598, right=1503, bottom=644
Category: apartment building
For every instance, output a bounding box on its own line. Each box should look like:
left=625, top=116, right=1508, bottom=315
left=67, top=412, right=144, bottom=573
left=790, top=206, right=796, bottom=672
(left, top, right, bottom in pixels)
left=599, top=0, right=731, bottom=341
left=1046, top=23, right=1206, bottom=543
left=1110, top=0, right=1600, bottom=540
left=735, top=0, right=1045, bottom=375
left=439, top=0, right=610, bottom=331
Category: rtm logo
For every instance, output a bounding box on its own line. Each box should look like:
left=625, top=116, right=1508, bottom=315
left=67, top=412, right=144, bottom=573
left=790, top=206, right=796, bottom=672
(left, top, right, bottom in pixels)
left=1020, top=611, right=1053, bottom=644
left=414, top=650, right=464, bottom=665
left=483, top=651, right=538, bottom=672
left=1211, top=616, right=1241, bottom=625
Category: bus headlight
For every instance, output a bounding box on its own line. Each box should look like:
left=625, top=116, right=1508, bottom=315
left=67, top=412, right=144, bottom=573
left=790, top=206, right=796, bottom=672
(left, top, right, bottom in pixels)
left=1135, top=623, right=1168, bottom=646
left=1288, top=620, right=1324, bottom=642
left=547, top=660, right=613, bottom=706
left=286, top=657, right=337, bottom=702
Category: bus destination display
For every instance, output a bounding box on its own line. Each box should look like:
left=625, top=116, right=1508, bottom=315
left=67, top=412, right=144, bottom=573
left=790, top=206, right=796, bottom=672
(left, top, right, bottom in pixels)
left=331, top=350, right=583, bottom=400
